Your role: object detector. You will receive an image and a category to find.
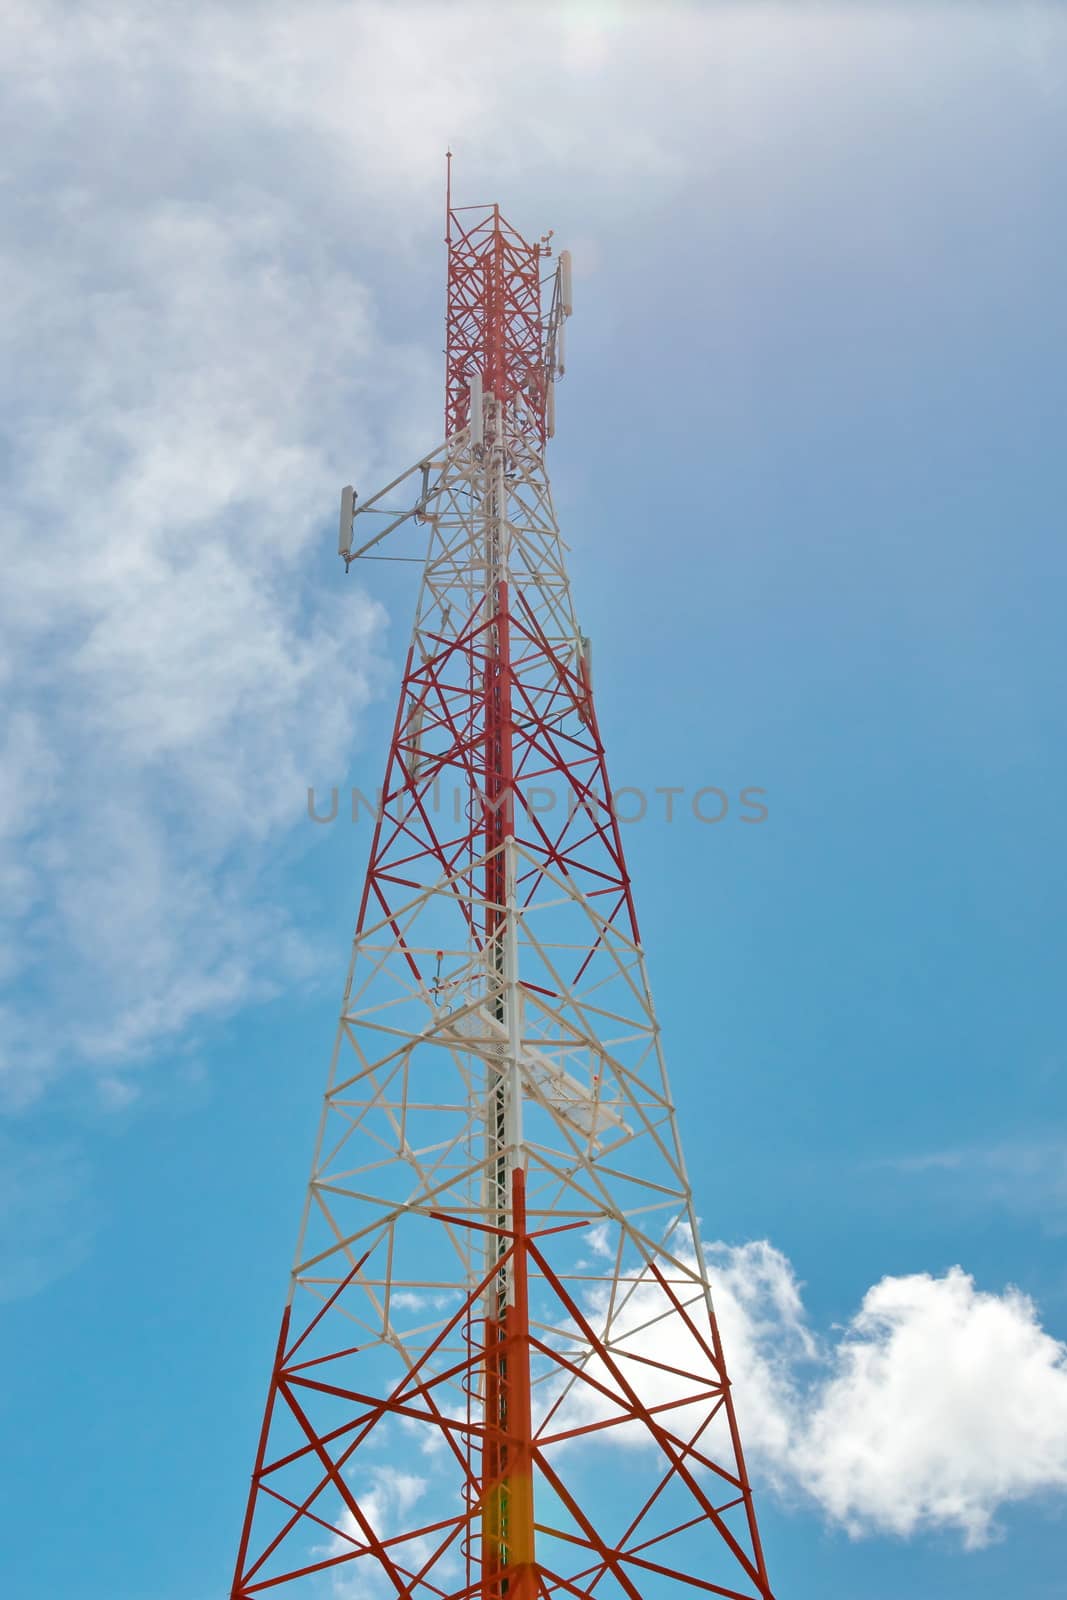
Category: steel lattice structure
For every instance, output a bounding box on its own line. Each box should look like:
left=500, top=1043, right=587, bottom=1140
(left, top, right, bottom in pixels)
left=230, top=168, right=777, bottom=1600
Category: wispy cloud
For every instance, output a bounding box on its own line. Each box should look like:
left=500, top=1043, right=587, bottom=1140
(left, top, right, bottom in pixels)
left=883, top=1136, right=1067, bottom=1233
left=0, top=1132, right=98, bottom=1301
left=0, top=16, right=416, bottom=1100
left=0, top=191, right=393, bottom=1095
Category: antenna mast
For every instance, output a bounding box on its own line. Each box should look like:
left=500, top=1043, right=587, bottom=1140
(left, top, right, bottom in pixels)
left=231, top=168, right=776, bottom=1600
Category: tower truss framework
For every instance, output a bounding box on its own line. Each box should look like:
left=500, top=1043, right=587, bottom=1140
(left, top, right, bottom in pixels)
left=230, top=172, right=777, bottom=1600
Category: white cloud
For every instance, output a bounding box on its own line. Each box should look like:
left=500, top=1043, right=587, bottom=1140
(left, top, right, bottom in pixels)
left=344, top=1463, right=428, bottom=1540
left=0, top=185, right=394, bottom=1089
left=0, top=15, right=416, bottom=1097
left=706, top=1238, right=819, bottom=1467
left=795, top=1264, right=1067, bottom=1545
left=322, top=1463, right=455, bottom=1600
left=558, top=1240, right=1067, bottom=1547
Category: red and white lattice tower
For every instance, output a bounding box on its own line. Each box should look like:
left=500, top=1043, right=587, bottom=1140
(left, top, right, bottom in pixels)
left=230, top=163, right=777, bottom=1600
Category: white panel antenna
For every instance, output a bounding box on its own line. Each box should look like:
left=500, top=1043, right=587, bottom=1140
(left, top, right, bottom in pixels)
left=559, top=249, right=573, bottom=317
left=338, top=485, right=356, bottom=556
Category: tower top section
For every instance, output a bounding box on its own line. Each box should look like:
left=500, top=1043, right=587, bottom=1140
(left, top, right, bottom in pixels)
left=444, top=154, right=570, bottom=449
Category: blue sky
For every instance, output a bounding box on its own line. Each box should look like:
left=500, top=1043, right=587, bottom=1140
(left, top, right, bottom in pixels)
left=1, top=2, right=1066, bottom=1596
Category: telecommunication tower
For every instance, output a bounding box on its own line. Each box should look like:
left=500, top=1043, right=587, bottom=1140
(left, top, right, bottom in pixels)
left=230, top=163, right=776, bottom=1600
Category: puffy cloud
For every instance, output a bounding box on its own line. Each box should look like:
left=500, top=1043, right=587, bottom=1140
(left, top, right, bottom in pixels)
left=560, top=1240, right=1067, bottom=1546
left=323, top=1463, right=458, bottom=1600
left=343, top=1463, right=428, bottom=1538
left=794, top=1264, right=1067, bottom=1545
left=706, top=1238, right=818, bottom=1467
